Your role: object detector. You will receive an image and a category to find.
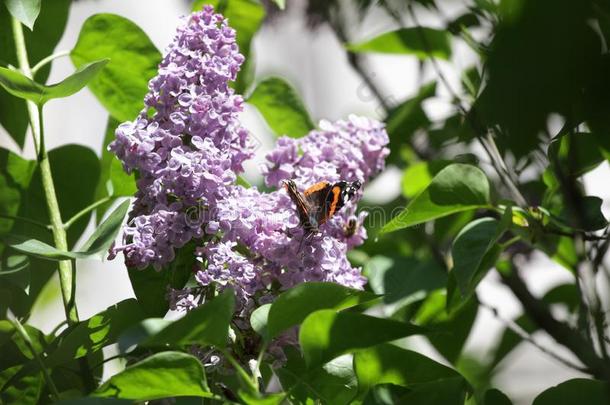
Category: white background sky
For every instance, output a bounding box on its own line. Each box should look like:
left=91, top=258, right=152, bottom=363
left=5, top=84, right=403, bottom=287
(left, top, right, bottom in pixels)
left=2, top=1, right=609, bottom=403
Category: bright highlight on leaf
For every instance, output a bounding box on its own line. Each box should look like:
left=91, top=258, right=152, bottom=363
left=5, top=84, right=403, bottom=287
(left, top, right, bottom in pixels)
left=248, top=77, right=314, bottom=138
left=0, top=60, right=108, bottom=106
left=347, top=27, right=452, bottom=60
left=4, top=0, right=41, bottom=30
left=381, top=163, right=491, bottom=233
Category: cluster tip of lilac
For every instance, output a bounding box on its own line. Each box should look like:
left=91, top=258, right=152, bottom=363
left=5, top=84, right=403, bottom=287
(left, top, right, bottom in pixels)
left=108, top=6, right=390, bottom=317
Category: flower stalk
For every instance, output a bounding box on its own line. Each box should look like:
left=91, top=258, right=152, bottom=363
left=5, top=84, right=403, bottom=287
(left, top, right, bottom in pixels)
left=11, top=16, right=78, bottom=325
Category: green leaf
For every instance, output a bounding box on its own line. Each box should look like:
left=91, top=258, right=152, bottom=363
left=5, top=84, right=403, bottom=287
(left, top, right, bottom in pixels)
left=140, top=289, right=235, bottom=348
left=272, top=0, right=286, bottom=10
left=193, top=0, right=264, bottom=93
left=0, top=0, right=70, bottom=147
left=548, top=133, right=605, bottom=177
left=94, top=117, right=136, bottom=223
left=354, top=343, right=464, bottom=396
left=250, top=303, right=271, bottom=341
left=71, top=13, right=161, bottom=122
left=5, top=199, right=129, bottom=260
left=56, top=399, right=132, bottom=405
left=0, top=255, right=29, bottom=276
left=0, top=60, right=108, bottom=105
left=248, top=77, right=314, bottom=138
left=401, top=160, right=450, bottom=198
left=386, top=82, right=436, bottom=164
left=4, top=0, right=41, bottom=30
left=267, top=282, right=376, bottom=340
left=451, top=216, right=507, bottom=296
left=128, top=241, right=197, bottom=318
left=45, top=299, right=145, bottom=367
left=347, top=28, right=451, bottom=60
left=78, top=199, right=130, bottom=254
left=299, top=309, right=425, bottom=368
left=483, top=388, right=513, bottom=405
left=415, top=291, right=478, bottom=363
left=363, top=255, right=446, bottom=316
left=93, top=351, right=213, bottom=400
left=117, top=318, right=170, bottom=353
left=532, top=378, right=609, bottom=405
left=276, top=348, right=358, bottom=404
left=381, top=164, right=491, bottom=233
left=0, top=148, right=36, bottom=238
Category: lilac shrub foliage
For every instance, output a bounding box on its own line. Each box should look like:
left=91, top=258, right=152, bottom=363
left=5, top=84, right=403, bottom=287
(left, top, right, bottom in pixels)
left=109, top=6, right=389, bottom=317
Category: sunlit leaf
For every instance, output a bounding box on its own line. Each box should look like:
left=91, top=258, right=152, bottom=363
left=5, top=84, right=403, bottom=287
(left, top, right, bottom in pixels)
left=267, top=282, right=377, bottom=340
left=0, top=60, right=108, bottom=105
left=4, top=0, right=41, bottom=30
left=248, top=77, right=314, bottom=138
left=300, top=309, right=425, bottom=368
left=382, top=164, right=491, bottom=233
left=93, top=352, right=213, bottom=400
left=71, top=13, right=161, bottom=122
left=347, top=28, right=451, bottom=59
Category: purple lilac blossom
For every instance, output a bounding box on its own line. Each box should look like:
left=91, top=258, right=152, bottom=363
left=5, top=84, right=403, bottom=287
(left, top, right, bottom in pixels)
left=108, top=6, right=253, bottom=270
left=107, top=6, right=390, bottom=317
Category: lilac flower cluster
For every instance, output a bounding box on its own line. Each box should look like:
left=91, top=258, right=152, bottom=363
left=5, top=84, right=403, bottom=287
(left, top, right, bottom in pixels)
left=108, top=6, right=390, bottom=315
left=195, top=115, right=389, bottom=309
left=108, top=6, right=252, bottom=269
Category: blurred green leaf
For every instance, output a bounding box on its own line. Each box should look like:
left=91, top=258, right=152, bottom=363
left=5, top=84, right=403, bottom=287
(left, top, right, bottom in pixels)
left=386, top=82, right=436, bottom=164
left=0, top=0, right=70, bottom=147
left=71, top=13, right=161, bottom=122
left=0, top=255, right=29, bottom=276
left=364, top=255, right=446, bottom=316
left=127, top=241, right=197, bottom=318
left=250, top=303, right=271, bottom=341
left=477, top=0, right=603, bottom=156
left=94, top=117, right=136, bottom=223
left=0, top=60, right=108, bottom=105
left=354, top=344, right=465, bottom=397
left=4, top=0, right=40, bottom=30
left=382, top=164, right=491, bottom=233
left=347, top=28, right=451, bottom=60
left=94, top=351, right=213, bottom=400
left=560, top=196, right=608, bottom=232
left=46, top=299, right=145, bottom=367
left=267, top=282, right=376, bottom=340
left=300, top=309, right=424, bottom=368
left=483, top=388, right=512, bottom=405
left=193, top=0, right=264, bottom=93
left=415, top=291, right=478, bottom=363
left=117, top=318, right=171, bottom=353
left=248, top=77, right=314, bottom=138
left=141, top=289, right=234, bottom=348
left=548, top=133, right=605, bottom=178
left=5, top=199, right=129, bottom=260
left=532, top=378, right=609, bottom=405
left=451, top=215, right=508, bottom=296
left=272, top=0, right=286, bottom=10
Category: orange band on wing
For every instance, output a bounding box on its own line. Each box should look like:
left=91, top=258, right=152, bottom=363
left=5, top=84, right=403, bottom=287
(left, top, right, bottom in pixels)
left=304, top=181, right=330, bottom=196
left=328, top=186, right=341, bottom=218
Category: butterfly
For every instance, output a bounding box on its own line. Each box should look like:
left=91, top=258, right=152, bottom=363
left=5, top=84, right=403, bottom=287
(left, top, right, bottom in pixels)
left=283, top=179, right=361, bottom=235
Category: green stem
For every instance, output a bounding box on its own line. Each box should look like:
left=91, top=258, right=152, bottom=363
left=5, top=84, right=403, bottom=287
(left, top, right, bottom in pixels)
left=12, top=318, right=60, bottom=401
left=31, top=50, right=70, bottom=75
left=10, top=17, right=39, bottom=157
left=221, top=349, right=259, bottom=394
left=12, top=15, right=79, bottom=325
left=63, top=196, right=113, bottom=229
left=37, top=106, right=79, bottom=324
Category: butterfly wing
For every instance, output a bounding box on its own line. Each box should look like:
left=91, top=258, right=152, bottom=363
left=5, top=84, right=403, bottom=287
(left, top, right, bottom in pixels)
left=285, top=180, right=315, bottom=231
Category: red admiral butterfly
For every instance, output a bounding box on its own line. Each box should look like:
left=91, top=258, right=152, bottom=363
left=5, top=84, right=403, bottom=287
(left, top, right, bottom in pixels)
left=284, top=179, right=361, bottom=235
